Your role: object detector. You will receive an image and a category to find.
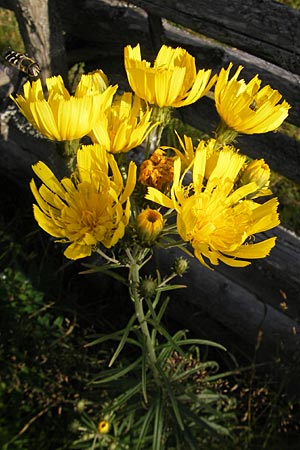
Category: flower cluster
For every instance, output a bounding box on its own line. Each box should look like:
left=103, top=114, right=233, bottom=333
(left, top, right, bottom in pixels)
left=146, top=139, right=279, bottom=267
left=12, top=43, right=289, bottom=267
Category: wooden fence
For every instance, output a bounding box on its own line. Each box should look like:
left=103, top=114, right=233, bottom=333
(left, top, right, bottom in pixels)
left=1, top=0, right=300, bottom=363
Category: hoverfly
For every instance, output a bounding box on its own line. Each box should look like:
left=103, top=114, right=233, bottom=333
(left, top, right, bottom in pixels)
left=2, top=48, right=40, bottom=78
left=0, top=49, right=41, bottom=136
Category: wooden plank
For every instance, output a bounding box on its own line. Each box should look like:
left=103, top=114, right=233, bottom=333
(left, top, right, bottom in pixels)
left=55, top=0, right=300, bottom=127
left=127, top=0, right=300, bottom=74
left=154, top=246, right=300, bottom=363
left=164, top=21, right=300, bottom=128
left=0, top=113, right=66, bottom=183
left=217, top=227, right=300, bottom=320
left=164, top=23, right=300, bottom=183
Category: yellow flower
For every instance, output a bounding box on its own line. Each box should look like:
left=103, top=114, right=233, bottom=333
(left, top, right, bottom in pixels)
left=98, top=420, right=110, bottom=434
left=124, top=44, right=217, bottom=108
left=137, top=208, right=164, bottom=243
left=146, top=147, right=279, bottom=268
left=90, top=92, right=156, bottom=153
left=214, top=63, right=290, bottom=135
left=204, top=140, right=246, bottom=179
left=30, top=144, right=136, bottom=259
left=173, top=134, right=218, bottom=172
left=139, top=148, right=174, bottom=190
left=172, top=133, right=197, bottom=170
left=239, top=159, right=272, bottom=197
left=11, top=71, right=117, bottom=141
left=172, top=135, right=242, bottom=180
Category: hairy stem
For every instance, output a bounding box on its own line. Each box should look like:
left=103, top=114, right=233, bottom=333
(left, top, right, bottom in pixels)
left=128, top=250, right=160, bottom=384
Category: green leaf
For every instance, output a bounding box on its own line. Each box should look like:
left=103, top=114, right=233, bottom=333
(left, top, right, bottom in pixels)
left=91, top=357, right=142, bottom=384
left=153, top=395, right=164, bottom=450
left=136, top=400, right=156, bottom=450
left=197, top=415, right=231, bottom=435
left=109, top=314, right=137, bottom=367
left=176, top=338, right=226, bottom=352
left=172, top=360, right=219, bottom=382
left=156, top=283, right=186, bottom=292
left=156, top=364, right=185, bottom=431
left=156, top=296, right=170, bottom=323
left=110, top=382, right=142, bottom=410
left=150, top=320, right=185, bottom=360
left=79, top=264, right=127, bottom=284
left=84, top=316, right=141, bottom=350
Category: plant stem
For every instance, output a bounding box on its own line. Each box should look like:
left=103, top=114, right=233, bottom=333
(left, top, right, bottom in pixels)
left=127, top=249, right=160, bottom=384
left=145, top=106, right=172, bottom=158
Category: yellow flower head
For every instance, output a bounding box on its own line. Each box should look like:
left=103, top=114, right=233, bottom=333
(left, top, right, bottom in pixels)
left=30, top=144, right=136, bottom=259
left=172, top=133, right=198, bottom=171
left=139, top=148, right=174, bottom=191
left=124, top=44, right=217, bottom=108
left=11, top=71, right=117, bottom=141
left=146, top=146, right=279, bottom=268
left=214, top=63, right=290, bottom=134
left=172, top=134, right=242, bottom=181
left=173, top=134, right=218, bottom=172
left=137, top=208, right=164, bottom=243
left=90, top=92, right=157, bottom=153
left=98, top=420, right=110, bottom=434
left=204, top=140, right=244, bottom=179
left=239, top=159, right=271, bottom=197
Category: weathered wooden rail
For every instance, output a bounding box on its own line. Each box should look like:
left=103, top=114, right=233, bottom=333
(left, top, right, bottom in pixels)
left=1, top=0, right=300, bottom=362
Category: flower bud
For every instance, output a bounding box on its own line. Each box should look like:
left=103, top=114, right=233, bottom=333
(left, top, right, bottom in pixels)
left=70, top=419, right=81, bottom=433
left=74, top=399, right=86, bottom=413
left=240, top=159, right=270, bottom=191
left=139, top=276, right=157, bottom=299
left=173, top=257, right=189, bottom=276
left=137, top=208, right=164, bottom=244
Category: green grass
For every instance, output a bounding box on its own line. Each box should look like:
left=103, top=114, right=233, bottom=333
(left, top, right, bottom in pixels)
left=271, top=172, right=300, bottom=235
left=0, top=8, right=24, bottom=54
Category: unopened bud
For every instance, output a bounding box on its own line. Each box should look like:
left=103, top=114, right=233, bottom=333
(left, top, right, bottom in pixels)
left=137, top=209, right=164, bottom=244
left=75, top=399, right=86, bottom=413
left=70, top=419, right=81, bottom=433
left=173, top=257, right=189, bottom=276
left=139, top=276, right=157, bottom=299
left=240, top=159, right=270, bottom=191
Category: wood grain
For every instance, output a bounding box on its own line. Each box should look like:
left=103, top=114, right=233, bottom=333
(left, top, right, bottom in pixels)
left=127, top=0, right=300, bottom=74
